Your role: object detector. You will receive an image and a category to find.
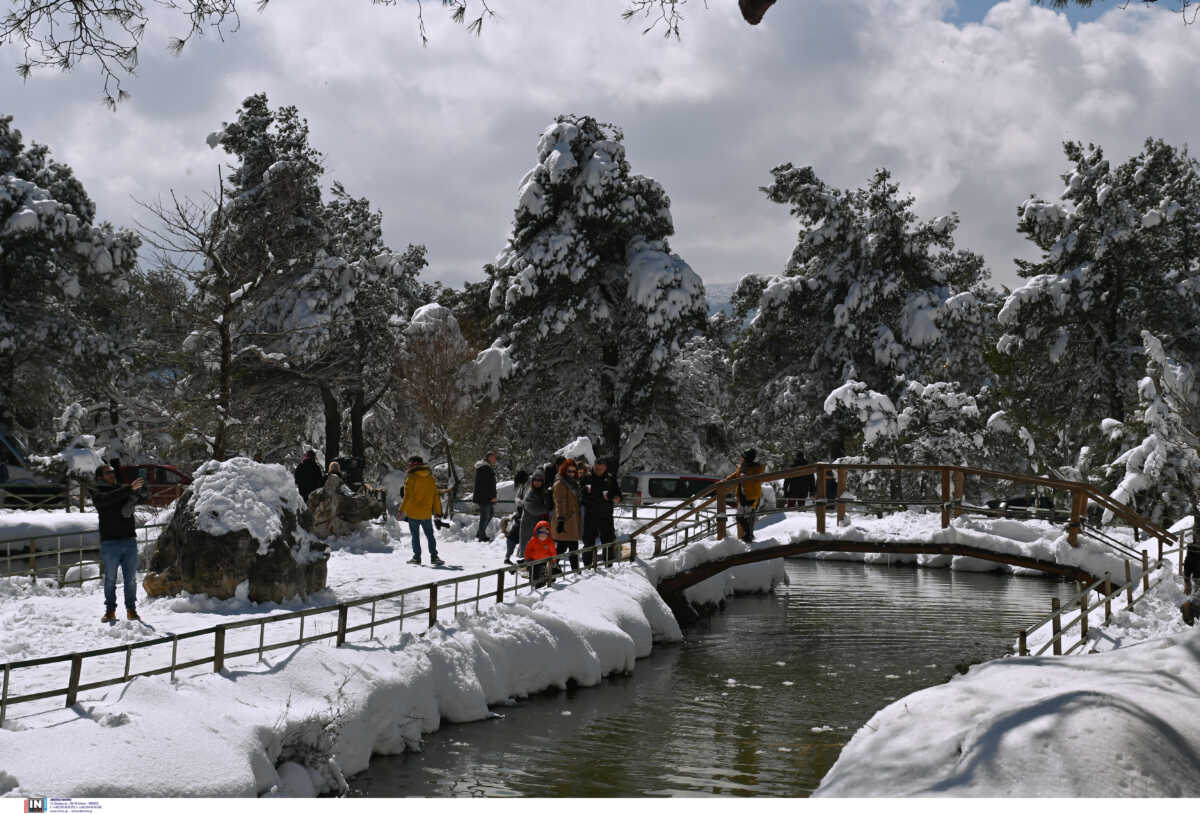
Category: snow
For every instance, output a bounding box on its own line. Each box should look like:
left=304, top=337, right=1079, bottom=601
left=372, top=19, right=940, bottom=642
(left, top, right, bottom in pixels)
left=554, top=436, right=595, bottom=465
left=189, top=457, right=308, bottom=553
left=1, top=502, right=1196, bottom=798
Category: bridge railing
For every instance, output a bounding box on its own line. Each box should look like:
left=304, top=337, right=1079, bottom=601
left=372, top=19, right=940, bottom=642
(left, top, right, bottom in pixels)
left=630, top=463, right=1184, bottom=571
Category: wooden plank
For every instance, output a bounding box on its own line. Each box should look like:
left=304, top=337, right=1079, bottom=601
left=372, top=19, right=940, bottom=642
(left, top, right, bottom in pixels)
left=65, top=654, right=82, bottom=707
left=213, top=626, right=226, bottom=673
left=836, top=467, right=847, bottom=526
left=336, top=605, right=349, bottom=647
left=1051, top=597, right=1062, bottom=656
left=816, top=466, right=827, bottom=534
left=941, top=468, right=951, bottom=529
left=953, top=471, right=965, bottom=519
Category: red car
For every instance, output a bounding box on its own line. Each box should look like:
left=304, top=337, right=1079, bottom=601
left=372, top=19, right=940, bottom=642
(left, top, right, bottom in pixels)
left=117, top=464, right=193, bottom=507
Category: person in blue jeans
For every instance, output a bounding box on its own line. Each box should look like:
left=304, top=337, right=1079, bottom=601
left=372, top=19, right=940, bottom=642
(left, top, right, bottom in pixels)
left=399, top=456, right=445, bottom=566
left=91, top=463, right=148, bottom=622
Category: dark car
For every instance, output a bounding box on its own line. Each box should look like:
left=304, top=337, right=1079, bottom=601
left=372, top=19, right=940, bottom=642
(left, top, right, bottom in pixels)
left=118, top=464, right=193, bottom=507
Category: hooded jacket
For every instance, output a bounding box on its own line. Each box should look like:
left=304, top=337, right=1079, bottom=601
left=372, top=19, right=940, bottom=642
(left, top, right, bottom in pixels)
left=472, top=459, right=497, bottom=504
left=726, top=461, right=767, bottom=503
left=400, top=464, right=443, bottom=520
left=524, top=520, right=557, bottom=562
left=520, top=481, right=554, bottom=545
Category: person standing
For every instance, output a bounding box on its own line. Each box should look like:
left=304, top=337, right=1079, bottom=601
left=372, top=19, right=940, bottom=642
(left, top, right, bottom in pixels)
left=782, top=452, right=815, bottom=508
left=294, top=450, right=324, bottom=501
left=725, top=448, right=767, bottom=542
left=552, top=458, right=583, bottom=572
left=581, top=457, right=622, bottom=566
left=473, top=451, right=499, bottom=542
left=504, top=469, right=529, bottom=565
left=519, top=471, right=554, bottom=559
left=399, top=456, right=444, bottom=566
left=92, top=463, right=148, bottom=622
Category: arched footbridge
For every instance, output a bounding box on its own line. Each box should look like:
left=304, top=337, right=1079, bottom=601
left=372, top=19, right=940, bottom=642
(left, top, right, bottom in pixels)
left=629, top=463, right=1186, bottom=603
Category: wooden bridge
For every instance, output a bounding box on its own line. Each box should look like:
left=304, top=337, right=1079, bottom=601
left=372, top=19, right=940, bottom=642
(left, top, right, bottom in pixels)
left=629, top=462, right=1186, bottom=614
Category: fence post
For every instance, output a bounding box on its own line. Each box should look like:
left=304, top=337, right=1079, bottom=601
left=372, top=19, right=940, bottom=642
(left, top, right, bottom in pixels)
left=65, top=654, right=83, bottom=707
left=836, top=467, right=847, bottom=526
left=428, top=585, right=438, bottom=630
left=941, top=468, right=951, bottom=529
left=816, top=466, right=827, bottom=534
left=336, top=604, right=349, bottom=647
left=1079, top=585, right=1089, bottom=643
left=1067, top=489, right=1082, bottom=548
left=496, top=571, right=506, bottom=603
left=1, top=663, right=9, bottom=725
left=715, top=486, right=727, bottom=539
left=1018, top=630, right=1027, bottom=656
left=952, top=470, right=965, bottom=519
left=1142, top=550, right=1150, bottom=592
left=1158, top=535, right=1163, bottom=563
left=213, top=626, right=226, bottom=673
left=1051, top=597, right=1062, bottom=656
left=653, top=534, right=662, bottom=557
left=1104, top=573, right=1112, bottom=623
left=1125, top=560, right=1134, bottom=605
left=27, top=538, right=36, bottom=580
left=629, top=538, right=637, bottom=561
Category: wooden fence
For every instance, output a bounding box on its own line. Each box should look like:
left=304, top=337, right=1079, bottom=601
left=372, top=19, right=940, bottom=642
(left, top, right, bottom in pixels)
left=0, top=537, right=629, bottom=725
left=0, top=523, right=167, bottom=585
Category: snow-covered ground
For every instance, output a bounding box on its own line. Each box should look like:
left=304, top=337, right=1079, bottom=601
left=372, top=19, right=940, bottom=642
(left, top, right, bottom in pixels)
left=0, top=504, right=1195, bottom=797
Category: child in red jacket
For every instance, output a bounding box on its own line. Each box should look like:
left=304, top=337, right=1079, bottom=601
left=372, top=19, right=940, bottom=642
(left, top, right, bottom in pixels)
left=524, top=520, right=557, bottom=588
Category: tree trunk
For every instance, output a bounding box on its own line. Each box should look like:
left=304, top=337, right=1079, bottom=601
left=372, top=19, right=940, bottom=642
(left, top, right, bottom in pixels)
left=321, top=386, right=341, bottom=463
left=601, top=339, right=621, bottom=460
left=350, top=388, right=366, bottom=462
left=442, top=432, right=457, bottom=519
left=214, top=318, right=233, bottom=461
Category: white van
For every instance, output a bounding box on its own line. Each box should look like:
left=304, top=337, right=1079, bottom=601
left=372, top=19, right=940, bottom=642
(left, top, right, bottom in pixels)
left=619, top=471, right=777, bottom=509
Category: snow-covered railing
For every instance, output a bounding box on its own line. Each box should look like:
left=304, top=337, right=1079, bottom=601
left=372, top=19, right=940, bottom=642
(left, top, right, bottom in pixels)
left=631, top=463, right=1184, bottom=569
left=1018, top=552, right=1173, bottom=658
left=0, top=538, right=631, bottom=725
left=0, top=523, right=167, bottom=586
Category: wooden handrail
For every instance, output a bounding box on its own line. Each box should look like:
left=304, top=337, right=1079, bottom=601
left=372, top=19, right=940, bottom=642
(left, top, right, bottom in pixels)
left=637, top=462, right=1181, bottom=553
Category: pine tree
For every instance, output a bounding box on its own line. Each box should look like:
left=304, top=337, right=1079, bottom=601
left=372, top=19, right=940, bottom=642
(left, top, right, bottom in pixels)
left=488, top=115, right=707, bottom=464
left=0, top=115, right=139, bottom=445
left=997, top=139, right=1200, bottom=467
left=733, top=164, right=995, bottom=462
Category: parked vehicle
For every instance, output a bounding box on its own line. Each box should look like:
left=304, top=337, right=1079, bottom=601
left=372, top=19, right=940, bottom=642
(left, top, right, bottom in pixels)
left=619, top=472, right=721, bottom=505
left=117, top=464, right=193, bottom=507
left=0, top=426, right=66, bottom=509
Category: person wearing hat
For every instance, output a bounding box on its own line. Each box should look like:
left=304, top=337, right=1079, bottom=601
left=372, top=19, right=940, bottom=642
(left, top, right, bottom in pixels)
left=724, top=448, right=767, bottom=541
left=399, top=455, right=444, bottom=566
left=519, top=470, right=555, bottom=560
left=581, top=456, right=622, bottom=566
left=92, top=464, right=149, bottom=622
left=294, top=449, right=325, bottom=501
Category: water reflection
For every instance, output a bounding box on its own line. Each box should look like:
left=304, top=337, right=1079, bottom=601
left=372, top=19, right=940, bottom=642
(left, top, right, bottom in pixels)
left=349, top=558, right=1078, bottom=797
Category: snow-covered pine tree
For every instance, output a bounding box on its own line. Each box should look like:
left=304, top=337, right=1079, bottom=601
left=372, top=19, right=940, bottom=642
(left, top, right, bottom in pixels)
left=996, top=139, right=1200, bottom=469
left=488, top=115, right=707, bottom=465
left=732, top=165, right=995, bottom=462
left=0, top=115, right=140, bottom=447
left=1103, top=331, right=1200, bottom=527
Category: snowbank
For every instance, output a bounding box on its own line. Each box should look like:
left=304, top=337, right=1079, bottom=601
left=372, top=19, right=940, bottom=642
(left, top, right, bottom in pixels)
left=816, top=613, right=1200, bottom=796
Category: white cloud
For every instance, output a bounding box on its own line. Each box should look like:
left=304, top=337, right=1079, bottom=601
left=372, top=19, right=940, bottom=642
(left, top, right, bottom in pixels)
left=1, top=0, right=1198, bottom=292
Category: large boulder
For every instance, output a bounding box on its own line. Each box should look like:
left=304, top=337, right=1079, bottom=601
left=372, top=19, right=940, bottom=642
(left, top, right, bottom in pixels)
left=143, top=458, right=328, bottom=604
left=307, top=473, right=383, bottom=538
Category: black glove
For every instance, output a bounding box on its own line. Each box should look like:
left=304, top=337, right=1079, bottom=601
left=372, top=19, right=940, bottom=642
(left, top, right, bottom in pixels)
left=556, top=518, right=565, bottom=533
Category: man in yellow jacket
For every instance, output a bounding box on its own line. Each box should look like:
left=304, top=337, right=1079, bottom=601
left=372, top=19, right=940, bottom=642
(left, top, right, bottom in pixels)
left=725, top=448, right=766, bottom=541
left=400, top=455, right=445, bottom=566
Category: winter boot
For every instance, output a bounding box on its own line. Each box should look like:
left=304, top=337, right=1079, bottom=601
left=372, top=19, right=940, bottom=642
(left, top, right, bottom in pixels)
left=407, top=556, right=421, bottom=565
left=431, top=556, right=445, bottom=566
left=101, top=609, right=117, bottom=623
left=126, top=608, right=141, bottom=621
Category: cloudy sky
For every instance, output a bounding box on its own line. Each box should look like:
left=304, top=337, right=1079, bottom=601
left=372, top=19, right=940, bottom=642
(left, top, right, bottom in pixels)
left=3, top=0, right=1198, bottom=292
